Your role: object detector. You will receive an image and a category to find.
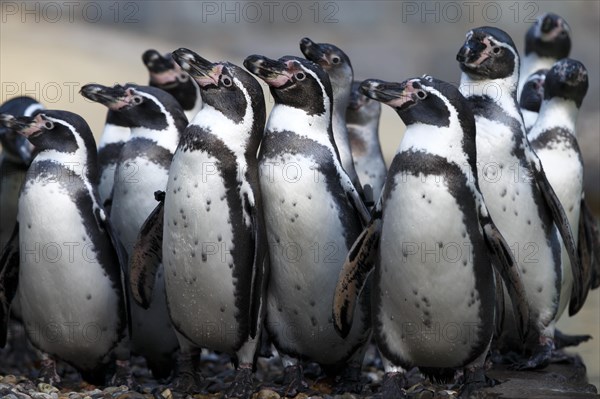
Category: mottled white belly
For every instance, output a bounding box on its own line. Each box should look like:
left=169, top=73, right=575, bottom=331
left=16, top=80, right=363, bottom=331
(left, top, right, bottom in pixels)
left=163, top=151, right=240, bottom=353
left=17, top=182, right=120, bottom=369
left=261, top=153, right=368, bottom=364
left=378, top=173, right=486, bottom=368
left=476, top=118, right=559, bottom=326
left=536, top=146, right=583, bottom=320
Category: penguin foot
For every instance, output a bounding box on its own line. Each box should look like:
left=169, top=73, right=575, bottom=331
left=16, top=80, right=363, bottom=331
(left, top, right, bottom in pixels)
left=271, top=364, right=311, bottom=397
left=148, top=358, right=176, bottom=381
left=510, top=341, right=553, bottom=370
left=377, top=371, right=407, bottom=399
left=109, top=359, right=138, bottom=389
left=37, top=357, right=61, bottom=386
left=171, top=370, right=204, bottom=394
left=458, top=366, right=498, bottom=397
left=223, top=365, right=254, bottom=398
left=553, top=329, right=592, bottom=349
left=332, top=363, right=366, bottom=394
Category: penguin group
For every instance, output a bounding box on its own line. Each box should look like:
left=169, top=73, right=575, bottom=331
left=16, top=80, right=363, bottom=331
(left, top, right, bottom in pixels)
left=0, top=11, right=598, bottom=399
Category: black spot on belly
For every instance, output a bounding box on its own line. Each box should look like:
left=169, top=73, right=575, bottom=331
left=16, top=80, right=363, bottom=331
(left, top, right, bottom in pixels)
left=173, top=176, right=178, bottom=181
left=293, top=309, right=298, bottom=315
left=278, top=306, right=283, bottom=312
left=311, top=317, right=317, bottom=327
left=415, top=302, right=420, bottom=309
left=206, top=206, right=211, bottom=212
left=463, top=260, right=468, bottom=266
left=502, top=206, right=506, bottom=212
left=27, top=223, right=31, bottom=229
left=86, top=294, right=92, bottom=300
left=527, top=219, right=531, bottom=225
left=173, top=220, right=178, bottom=226
left=295, top=284, right=301, bottom=291
left=191, top=251, right=196, bottom=258
left=514, top=210, right=518, bottom=216
left=307, top=194, right=312, bottom=200
left=437, top=242, right=443, bottom=248
left=522, top=268, right=527, bottom=274
left=217, top=234, right=222, bottom=242
left=220, top=306, right=225, bottom=313
left=501, top=188, right=507, bottom=197
left=280, top=198, right=285, bottom=204
left=537, top=286, right=543, bottom=293
left=82, top=236, right=86, bottom=241
left=292, top=201, right=297, bottom=207
left=428, top=199, right=432, bottom=204
left=180, top=208, right=184, bottom=213
left=201, top=251, right=207, bottom=262
left=310, top=300, right=315, bottom=307
left=412, top=289, right=418, bottom=295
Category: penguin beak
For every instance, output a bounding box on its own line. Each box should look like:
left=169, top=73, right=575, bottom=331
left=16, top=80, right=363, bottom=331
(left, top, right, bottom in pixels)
left=172, top=48, right=221, bottom=88
left=244, top=55, right=293, bottom=88
left=360, top=79, right=420, bottom=109
left=80, top=84, right=131, bottom=110
left=456, top=35, right=491, bottom=67
left=539, top=13, right=570, bottom=41
left=0, top=113, right=50, bottom=138
left=299, top=37, right=327, bottom=65
left=143, top=49, right=190, bottom=87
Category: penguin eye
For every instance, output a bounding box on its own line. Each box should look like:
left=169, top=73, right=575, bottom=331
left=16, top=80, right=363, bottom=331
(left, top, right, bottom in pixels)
left=221, top=76, right=233, bottom=87
left=132, top=95, right=144, bottom=105
left=493, top=47, right=501, bottom=54
left=331, top=56, right=340, bottom=65
left=294, top=72, right=306, bottom=81
left=416, top=90, right=427, bottom=99
left=178, top=73, right=190, bottom=82
left=43, top=121, right=54, bottom=130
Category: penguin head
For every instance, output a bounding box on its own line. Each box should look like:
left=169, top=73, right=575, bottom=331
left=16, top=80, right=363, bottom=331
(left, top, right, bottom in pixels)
left=0, top=110, right=98, bottom=180
left=346, top=80, right=381, bottom=125
left=519, top=69, right=548, bottom=112
left=300, top=38, right=353, bottom=101
left=360, top=76, right=473, bottom=130
left=457, top=27, right=518, bottom=81
left=244, top=54, right=333, bottom=117
left=80, top=83, right=188, bottom=133
left=544, top=59, right=588, bottom=108
left=172, top=48, right=266, bottom=131
left=525, top=13, right=571, bottom=59
left=142, top=49, right=198, bottom=111
left=0, top=96, right=43, bottom=165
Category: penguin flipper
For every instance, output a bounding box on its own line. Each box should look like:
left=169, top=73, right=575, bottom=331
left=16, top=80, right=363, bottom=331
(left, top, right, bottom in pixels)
left=572, top=198, right=594, bottom=317
left=247, top=194, right=269, bottom=339
left=530, top=159, right=585, bottom=316
left=581, top=199, right=600, bottom=289
left=333, top=216, right=381, bottom=338
left=129, top=191, right=165, bottom=309
left=341, top=171, right=371, bottom=226
left=95, top=202, right=133, bottom=335
left=481, top=215, right=530, bottom=341
left=0, top=223, right=20, bottom=348
left=493, top=268, right=505, bottom=339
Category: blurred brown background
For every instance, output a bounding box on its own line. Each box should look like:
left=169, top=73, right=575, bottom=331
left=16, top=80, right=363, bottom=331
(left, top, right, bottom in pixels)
left=1, top=0, right=598, bottom=388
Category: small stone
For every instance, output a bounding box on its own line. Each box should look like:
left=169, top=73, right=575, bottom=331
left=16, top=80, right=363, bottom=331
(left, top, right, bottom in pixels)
left=3, top=375, right=18, bottom=384
left=102, top=386, right=120, bottom=394
left=253, top=389, right=280, bottom=399
left=160, top=388, right=172, bottom=399
left=37, top=383, right=59, bottom=394
left=115, top=393, right=145, bottom=399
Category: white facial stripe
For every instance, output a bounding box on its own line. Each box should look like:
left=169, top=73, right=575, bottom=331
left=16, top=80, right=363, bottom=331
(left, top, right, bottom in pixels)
left=24, top=103, right=45, bottom=117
